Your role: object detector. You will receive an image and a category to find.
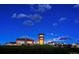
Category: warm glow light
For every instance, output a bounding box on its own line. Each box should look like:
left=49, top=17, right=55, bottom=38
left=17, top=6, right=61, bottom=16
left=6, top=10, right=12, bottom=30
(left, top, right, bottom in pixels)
left=39, top=40, right=44, bottom=45
left=37, top=41, right=39, bottom=44
left=39, top=35, right=44, bottom=36
left=16, top=41, right=25, bottom=45
left=27, top=41, right=33, bottom=44
left=40, top=38, right=43, bottom=39
left=39, top=34, right=44, bottom=45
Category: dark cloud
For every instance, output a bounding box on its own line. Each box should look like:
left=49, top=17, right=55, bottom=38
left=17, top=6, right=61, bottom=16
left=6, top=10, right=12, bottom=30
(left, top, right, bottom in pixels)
left=53, top=36, right=71, bottom=41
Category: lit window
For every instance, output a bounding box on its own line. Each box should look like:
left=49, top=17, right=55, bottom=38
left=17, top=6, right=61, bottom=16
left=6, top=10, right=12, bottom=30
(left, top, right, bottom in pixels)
left=39, top=35, right=44, bottom=37
left=27, top=41, right=33, bottom=44
left=39, top=40, right=44, bottom=45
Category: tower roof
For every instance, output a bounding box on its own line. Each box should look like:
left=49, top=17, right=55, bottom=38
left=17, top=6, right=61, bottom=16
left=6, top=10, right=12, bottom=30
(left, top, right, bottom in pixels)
left=39, top=33, right=44, bottom=35
left=16, top=38, right=34, bottom=41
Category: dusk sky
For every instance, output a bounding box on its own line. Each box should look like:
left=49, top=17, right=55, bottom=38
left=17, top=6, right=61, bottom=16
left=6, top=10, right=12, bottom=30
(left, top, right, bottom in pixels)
left=0, top=4, right=79, bottom=44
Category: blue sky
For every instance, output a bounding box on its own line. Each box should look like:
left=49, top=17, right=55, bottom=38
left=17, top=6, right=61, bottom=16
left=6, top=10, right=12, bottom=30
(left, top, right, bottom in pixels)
left=0, top=4, right=79, bottom=44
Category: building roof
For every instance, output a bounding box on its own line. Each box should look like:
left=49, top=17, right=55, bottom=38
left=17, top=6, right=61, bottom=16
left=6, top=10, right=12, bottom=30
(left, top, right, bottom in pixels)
left=38, top=33, right=44, bottom=35
left=5, top=42, right=16, bottom=44
left=16, top=38, right=26, bottom=41
left=16, top=38, right=34, bottom=41
left=26, top=39, right=34, bottom=41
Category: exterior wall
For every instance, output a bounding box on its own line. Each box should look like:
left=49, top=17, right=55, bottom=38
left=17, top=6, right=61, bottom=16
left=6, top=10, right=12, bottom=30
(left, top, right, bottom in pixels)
left=26, top=40, right=34, bottom=45
left=16, top=40, right=26, bottom=45
left=77, top=45, right=79, bottom=48
left=39, top=34, right=44, bottom=45
left=16, top=40, right=34, bottom=45
left=5, top=44, right=17, bottom=46
left=72, top=44, right=77, bottom=48
left=39, top=39, right=44, bottom=45
left=27, top=41, right=32, bottom=44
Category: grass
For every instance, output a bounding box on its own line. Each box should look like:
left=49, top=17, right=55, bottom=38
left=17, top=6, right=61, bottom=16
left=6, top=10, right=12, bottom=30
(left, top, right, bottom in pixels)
left=0, top=45, right=79, bottom=54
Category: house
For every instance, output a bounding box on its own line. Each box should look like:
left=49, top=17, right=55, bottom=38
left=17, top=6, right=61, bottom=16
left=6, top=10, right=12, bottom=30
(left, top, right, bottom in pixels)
left=16, top=38, right=26, bottom=45
left=16, top=38, right=34, bottom=46
left=48, top=41, right=59, bottom=47
left=26, top=39, right=34, bottom=45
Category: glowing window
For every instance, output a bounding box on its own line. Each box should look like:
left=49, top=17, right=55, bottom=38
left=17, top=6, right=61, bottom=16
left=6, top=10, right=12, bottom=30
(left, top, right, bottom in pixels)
left=39, top=35, right=44, bottom=37
left=39, top=40, right=44, bottom=45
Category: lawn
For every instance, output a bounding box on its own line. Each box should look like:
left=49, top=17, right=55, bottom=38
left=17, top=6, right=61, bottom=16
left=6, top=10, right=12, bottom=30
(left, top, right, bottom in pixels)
left=0, top=45, right=79, bottom=54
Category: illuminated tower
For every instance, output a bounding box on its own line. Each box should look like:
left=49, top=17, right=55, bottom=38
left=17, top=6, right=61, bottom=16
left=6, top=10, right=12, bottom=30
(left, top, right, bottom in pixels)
left=38, top=34, right=44, bottom=45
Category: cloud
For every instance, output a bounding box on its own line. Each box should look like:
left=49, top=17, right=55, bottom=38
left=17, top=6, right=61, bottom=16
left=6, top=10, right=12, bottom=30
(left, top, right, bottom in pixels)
left=57, top=36, right=71, bottom=40
left=52, top=17, right=67, bottom=27
left=53, top=36, right=70, bottom=41
left=12, top=13, right=17, bottom=18
left=46, top=33, right=54, bottom=36
left=50, top=33, right=58, bottom=37
left=12, top=13, right=43, bottom=26
left=46, top=33, right=57, bottom=37
left=50, top=33, right=54, bottom=36
left=53, top=38, right=59, bottom=41
left=73, top=4, right=79, bottom=8
left=75, top=20, right=79, bottom=24
left=17, top=14, right=31, bottom=18
left=37, top=4, right=52, bottom=12
left=47, top=40, right=52, bottom=43
left=19, top=36, right=27, bottom=38
left=23, top=20, right=34, bottom=26
left=12, top=13, right=32, bottom=19
left=31, top=14, right=42, bottom=22
left=30, top=4, right=52, bottom=12
left=12, top=13, right=42, bottom=22
left=59, top=17, right=67, bottom=22
left=52, top=23, right=58, bottom=26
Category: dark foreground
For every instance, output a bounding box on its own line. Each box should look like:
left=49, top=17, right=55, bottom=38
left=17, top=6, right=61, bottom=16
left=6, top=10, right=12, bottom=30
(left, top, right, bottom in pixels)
left=0, top=45, right=79, bottom=54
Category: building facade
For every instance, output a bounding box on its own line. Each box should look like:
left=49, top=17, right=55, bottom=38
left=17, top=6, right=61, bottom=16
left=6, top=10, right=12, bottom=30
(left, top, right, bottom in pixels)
left=38, top=34, right=44, bottom=45
left=16, top=38, right=34, bottom=46
left=16, top=38, right=26, bottom=46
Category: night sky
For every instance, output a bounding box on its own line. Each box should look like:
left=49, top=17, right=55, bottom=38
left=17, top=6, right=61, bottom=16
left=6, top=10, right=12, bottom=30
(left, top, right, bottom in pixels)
left=0, top=4, right=79, bottom=44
